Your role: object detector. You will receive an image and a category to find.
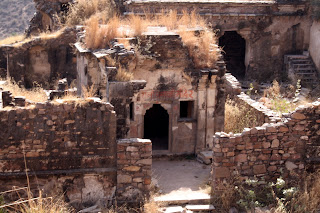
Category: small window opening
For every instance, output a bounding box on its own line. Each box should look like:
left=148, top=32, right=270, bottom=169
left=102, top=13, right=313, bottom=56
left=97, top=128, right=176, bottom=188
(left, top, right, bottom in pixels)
left=130, top=102, right=134, bottom=120
left=180, top=101, right=194, bottom=118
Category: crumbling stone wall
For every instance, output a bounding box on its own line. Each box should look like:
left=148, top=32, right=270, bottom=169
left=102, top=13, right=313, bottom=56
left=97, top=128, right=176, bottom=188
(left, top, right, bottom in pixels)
left=0, top=99, right=117, bottom=208
left=26, top=0, right=72, bottom=36
left=117, top=138, right=152, bottom=202
left=109, top=81, right=147, bottom=139
left=76, top=33, right=226, bottom=154
left=0, top=28, right=77, bottom=88
left=235, top=93, right=282, bottom=125
left=212, top=99, right=320, bottom=188
left=126, top=1, right=311, bottom=82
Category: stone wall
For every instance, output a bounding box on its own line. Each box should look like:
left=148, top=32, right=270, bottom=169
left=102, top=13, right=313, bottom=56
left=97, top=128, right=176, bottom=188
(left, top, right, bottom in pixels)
left=235, top=93, right=282, bottom=125
left=0, top=28, right=77, bottom=89
left=0, top=99, right=117, bottom=208
left=117, top=138, right=152, bottom=202
left=309, top=21, right=320, bottom=72
left=109, top=81, right=147, bottom=139
left=212, top=99, right=320, bottom=188
left=225, top=73, right=242, bottom=97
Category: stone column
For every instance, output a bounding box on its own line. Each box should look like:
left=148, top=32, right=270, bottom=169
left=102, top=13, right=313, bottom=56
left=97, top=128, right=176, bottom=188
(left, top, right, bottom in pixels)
left=116, top=138, right=152, bottom=202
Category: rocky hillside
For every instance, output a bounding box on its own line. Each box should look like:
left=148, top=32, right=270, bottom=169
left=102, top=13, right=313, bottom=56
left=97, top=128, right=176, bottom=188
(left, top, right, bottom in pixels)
left=0, top=0, right=35, bottom=39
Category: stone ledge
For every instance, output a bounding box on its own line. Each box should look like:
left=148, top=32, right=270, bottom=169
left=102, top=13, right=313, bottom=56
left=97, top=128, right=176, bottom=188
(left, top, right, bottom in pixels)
left=0, top=167, right=117, bottom=178
left=117, top=138, right=152, bottom=145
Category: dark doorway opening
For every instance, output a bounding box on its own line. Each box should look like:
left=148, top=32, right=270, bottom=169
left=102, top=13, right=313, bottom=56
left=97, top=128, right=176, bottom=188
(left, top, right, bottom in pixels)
left=144, top=104, right=169, bottom=150
left=219, top=31, right=246, bottom=79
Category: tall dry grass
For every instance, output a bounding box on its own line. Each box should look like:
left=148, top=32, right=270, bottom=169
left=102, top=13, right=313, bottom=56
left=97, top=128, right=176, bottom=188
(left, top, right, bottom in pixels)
left=0, top=79, right=47, bottom=103
left=85, top=10, right=219, bottom=68
left=224, top=97, right=259, bottom=133
left=289, top=170, right=320, bottom=213
left=65, top=0, right=116, bottom=26
left=114, top=67, right=133, bottom=82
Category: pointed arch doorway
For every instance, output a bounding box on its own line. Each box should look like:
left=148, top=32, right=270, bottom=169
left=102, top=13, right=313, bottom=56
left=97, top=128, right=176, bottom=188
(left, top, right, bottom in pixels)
left=144, top=104, right=169, bottom=150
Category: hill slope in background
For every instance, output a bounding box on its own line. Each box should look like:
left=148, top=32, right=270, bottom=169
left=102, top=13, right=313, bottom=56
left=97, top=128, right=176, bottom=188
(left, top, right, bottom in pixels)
left=0, top=0, right=35, bottom=39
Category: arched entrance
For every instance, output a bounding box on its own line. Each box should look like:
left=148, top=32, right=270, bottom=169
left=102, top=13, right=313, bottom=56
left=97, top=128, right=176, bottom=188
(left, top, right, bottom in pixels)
left=144, top=104, right=169, bottom=150
left=219, top=31, right=246, bottom=79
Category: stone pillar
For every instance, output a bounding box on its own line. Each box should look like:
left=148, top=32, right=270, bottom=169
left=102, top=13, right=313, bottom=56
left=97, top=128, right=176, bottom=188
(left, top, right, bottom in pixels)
left=116, top=138, right=152, bottom=202
left=2, top=91, right=13, bottom=107
left=196, top=76, right=207, bottom=153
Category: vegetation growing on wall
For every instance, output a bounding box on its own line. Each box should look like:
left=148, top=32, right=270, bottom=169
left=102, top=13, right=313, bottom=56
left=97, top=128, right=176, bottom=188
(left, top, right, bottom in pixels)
left=84, top=10, right=219, bottom=69
left=65, top=0, right=116, bottom=26
left=224, top=97, right=259, bottom=133
left=0, top=79, right=47, bottom=103
left=214, top=171, right=320, bottom=213
left=0, top=28, right=65, bottom=46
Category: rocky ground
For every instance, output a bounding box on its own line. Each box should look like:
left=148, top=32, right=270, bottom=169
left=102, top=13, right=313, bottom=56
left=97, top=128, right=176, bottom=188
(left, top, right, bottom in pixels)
left=0, top=0, right=35, bottom=39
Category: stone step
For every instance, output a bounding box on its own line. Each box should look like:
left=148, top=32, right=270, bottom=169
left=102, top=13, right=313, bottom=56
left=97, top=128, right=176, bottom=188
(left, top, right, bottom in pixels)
left=295, top=69, right=317, bottom=73
left=294, top=67, right=317, bottom=71
left=293, top=64, right=314, bottom=68
left=159, top=204, right=215, bottom=213
left=197, top=151, right=213, bottom=165
left=186, top=204, right=215, bottom=212
left=154, top=194, right=211, bottom=205
left=295, top=73, right=317, bottom=76
left=159, top=206, right=184, bottom=213
left=291, top=60, right=312, bottom=64
left=287, top=55, right=309, bottom=60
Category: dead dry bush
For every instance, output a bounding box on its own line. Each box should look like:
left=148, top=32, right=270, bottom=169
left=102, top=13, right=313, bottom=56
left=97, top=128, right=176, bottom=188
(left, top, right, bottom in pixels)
left=84, top=10, right=219, bottom=69
left=224, top=97, right=259, bottom=134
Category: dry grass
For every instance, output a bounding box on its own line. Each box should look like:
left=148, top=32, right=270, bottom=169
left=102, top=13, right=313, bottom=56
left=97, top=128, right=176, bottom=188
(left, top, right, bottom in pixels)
left=0, top=190, right=71, bottom=213
left=224, top=97, right=259, bottom=133
left=82, top=85, right=96, bottom=98
left=263, top=80, right=281, bottom=99
left=179, top=28, right=218, bottom=68
left=0, top=79, right=47, bottom=103
left=0, top=28, right=65, bottom=46
left=65, top=0, right=116, bottom=26
left=289, top=170, right=320, bottom=213
left=114, top=67, right=133, bottom=82
left=84, top=10, right=219, bottom=68
left=85, top=16, right=121, bottom=49
left=0, top=34, right=26, bottom=46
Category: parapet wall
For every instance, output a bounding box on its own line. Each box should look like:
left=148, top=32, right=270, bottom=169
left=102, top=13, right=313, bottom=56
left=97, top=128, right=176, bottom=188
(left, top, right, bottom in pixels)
left=212, top=99, right=320, bottom=188
left=0, top=100, right=116, bottom=173
left=0, top=99, right=152, bottom=209
left=235, top=93, right=282, bottom=125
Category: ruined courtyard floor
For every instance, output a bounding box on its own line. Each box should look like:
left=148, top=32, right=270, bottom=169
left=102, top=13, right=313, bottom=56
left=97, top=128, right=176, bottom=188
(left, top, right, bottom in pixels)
left=152, top=159, right=211, bottom=202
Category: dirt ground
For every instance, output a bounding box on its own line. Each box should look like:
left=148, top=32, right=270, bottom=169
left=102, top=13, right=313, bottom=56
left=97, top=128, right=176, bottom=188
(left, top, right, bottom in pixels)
left=152, top=159, right=211, bottom=198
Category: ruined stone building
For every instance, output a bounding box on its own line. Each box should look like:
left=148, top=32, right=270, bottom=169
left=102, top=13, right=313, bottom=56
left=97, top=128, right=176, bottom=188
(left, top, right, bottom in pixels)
left=75, top=29, right=226, bottom=155
left=126, top=0, right=316, bottom=82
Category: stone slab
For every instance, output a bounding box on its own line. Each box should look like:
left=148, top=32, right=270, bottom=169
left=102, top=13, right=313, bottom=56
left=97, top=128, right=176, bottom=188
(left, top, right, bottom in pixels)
left=186, top=204, right=215, bottom=210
